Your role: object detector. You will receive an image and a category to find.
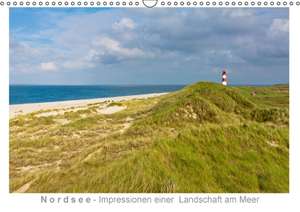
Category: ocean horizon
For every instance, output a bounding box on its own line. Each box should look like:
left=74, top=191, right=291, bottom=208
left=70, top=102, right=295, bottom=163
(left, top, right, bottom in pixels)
left=10, top=83, right=288, bottom=105
left=9, top=84, right=186, bottom=105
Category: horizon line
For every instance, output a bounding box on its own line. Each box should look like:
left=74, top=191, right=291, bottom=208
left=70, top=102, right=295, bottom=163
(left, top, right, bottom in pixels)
left=9, top=83, right=187, bottom=86
left=9, top=82, right=289, bottom=86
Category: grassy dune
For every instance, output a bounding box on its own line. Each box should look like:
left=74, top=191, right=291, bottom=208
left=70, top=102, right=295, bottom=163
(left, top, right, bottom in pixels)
left=9, top=82, right=289, bottom=193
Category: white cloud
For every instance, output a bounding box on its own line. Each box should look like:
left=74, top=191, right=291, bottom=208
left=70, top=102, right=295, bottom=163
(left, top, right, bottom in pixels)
left=40, top=62, right=58, bottom=72
left=93, top=36, right=146, bottom=61
left=270, top=18, right=289, bottom=33
left=112, top=18, right=135, bottom=31
left=268, top=18, right=289, bottom=41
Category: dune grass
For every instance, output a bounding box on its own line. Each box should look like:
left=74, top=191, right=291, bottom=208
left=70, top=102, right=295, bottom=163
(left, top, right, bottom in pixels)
left=9, top=82, right=289, bottom=193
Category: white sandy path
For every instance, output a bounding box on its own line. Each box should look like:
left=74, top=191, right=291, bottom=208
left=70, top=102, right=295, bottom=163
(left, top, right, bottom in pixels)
left=10, top=92, right=168, bottom=119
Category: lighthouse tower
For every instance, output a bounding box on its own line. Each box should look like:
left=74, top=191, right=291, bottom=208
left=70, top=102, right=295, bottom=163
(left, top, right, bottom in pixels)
left=221, top=70, right=228, bottom=86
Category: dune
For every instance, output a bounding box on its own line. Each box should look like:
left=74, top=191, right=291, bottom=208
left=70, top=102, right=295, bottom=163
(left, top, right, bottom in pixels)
left=9, top=82, right=289, bottom=193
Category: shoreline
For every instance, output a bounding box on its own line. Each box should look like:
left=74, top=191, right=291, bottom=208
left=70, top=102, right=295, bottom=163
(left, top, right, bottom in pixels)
left=10, top=92, right=168, bottom=119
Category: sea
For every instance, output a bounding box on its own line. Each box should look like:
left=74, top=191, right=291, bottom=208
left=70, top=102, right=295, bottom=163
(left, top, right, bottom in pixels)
left=9, top=85, right=186, bottom=105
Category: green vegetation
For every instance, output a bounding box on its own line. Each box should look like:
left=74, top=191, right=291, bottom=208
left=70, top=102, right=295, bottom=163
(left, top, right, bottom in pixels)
left=107, top=101, right=123, bottom=107
left=10, top=82, right=289, bottom=193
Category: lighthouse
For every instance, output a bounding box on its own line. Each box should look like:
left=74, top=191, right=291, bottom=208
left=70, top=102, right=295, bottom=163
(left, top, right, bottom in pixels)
left=221, top=70, right=228, bottom=86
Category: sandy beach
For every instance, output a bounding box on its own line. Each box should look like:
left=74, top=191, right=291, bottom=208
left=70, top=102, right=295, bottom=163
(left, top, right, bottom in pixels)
left=10, top=92, right=168, bottom=119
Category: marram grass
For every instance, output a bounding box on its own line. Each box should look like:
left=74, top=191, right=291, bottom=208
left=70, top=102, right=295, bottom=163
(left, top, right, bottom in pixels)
left=10, top=82, right=289, bottom=193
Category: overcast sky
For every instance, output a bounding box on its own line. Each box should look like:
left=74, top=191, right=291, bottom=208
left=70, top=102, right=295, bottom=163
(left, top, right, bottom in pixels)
left=10, top=8, right=289, bottom=85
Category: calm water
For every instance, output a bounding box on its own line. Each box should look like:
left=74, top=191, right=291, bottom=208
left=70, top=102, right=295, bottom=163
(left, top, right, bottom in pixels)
left=10, top=85, right=185, bottom=105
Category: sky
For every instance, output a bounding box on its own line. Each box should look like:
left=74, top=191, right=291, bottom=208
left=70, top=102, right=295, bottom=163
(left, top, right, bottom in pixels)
left=9, top=8, right=289, bottom=85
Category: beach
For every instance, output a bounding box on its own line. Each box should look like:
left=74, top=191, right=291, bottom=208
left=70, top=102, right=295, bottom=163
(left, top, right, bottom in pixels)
left=10, top=92, right=168, bottom=118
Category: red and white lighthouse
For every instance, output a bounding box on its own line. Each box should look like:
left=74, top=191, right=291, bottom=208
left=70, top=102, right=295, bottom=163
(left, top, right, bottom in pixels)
left=221, top=70, right=228, bottom=86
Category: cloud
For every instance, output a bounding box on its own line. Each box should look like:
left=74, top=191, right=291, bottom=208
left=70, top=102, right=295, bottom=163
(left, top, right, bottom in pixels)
left=270, top=18, right=289, bottom=33
left=40, top=62, right=58, bottom=72
left=92, top=36, right=146, bottom=64
left=269, top=18, right=289, bottom=40
left=112, top=17, right=135, bottom=31
left=94, top=36, right=145, bottom=58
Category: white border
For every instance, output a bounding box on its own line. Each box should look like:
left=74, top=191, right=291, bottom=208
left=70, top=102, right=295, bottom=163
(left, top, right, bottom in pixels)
left=0, top=6, right=9, bottom=195
left=290, top=6, right=300, bottom=196
left=1, top=1, right=300, bottom=211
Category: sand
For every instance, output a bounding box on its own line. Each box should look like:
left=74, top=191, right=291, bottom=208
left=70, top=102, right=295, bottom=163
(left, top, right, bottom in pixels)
left=98, top=105, right=127, bottom=114
left=10, top=92, right=168, bottom=119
